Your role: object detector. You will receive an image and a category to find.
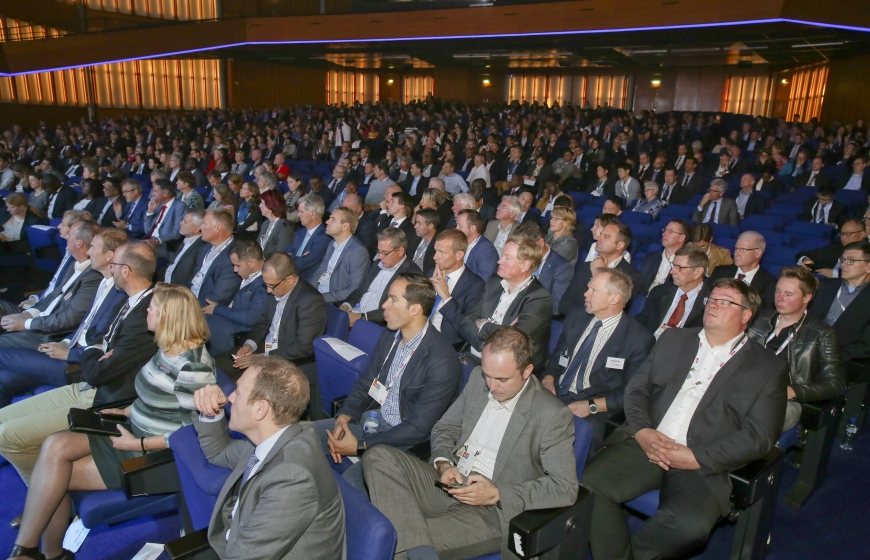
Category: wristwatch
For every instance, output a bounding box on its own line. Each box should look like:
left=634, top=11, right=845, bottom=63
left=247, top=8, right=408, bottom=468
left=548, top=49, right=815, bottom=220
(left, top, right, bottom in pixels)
left=356, top=440, right=367, bottom=457
left=587, top=399, right=599, bottom=415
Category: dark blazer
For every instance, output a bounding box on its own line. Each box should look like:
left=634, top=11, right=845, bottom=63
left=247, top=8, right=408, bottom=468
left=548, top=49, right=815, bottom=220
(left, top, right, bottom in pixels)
left=433, top=268, right=485, bottom=347
left=66, top=287, right=128, bottom=363
left=75, top=289, right=158, bottom=406
left=536, top=250, right=573, bottom=315
left=312, top=235, right=371, bottom=303
left=748, top=310, right=845, bottom=403
left=795, top=170, right=833, bottom=190
left=559, top=257, right=640, bottom=316
left=798, top=199, right=848, bottom=228
left=808, top=279, right=870, bottom=366
left=403, top=175, right=429, bottom=199
left=346, top=258, right=422, bottom=325
left=637, top=281, right=711, bottom=333
left=94, top=197, right=126, bottom=227
left=544, top=310, right=654, bottom=412
left=46, top=185, right=77, bottom=220
left=339, top=326, right=462, bottom=448
left=461, top=276, right=552, bottom=371
left=288, top=223, right=331, bottom=284
left=732, top=191, right=766, bottom=218
left=411, top=237, right=437, bottom=277
left=211, top=275, right=270, bottom=333
left=164, top=237, right=206, bottom=287
left=196, top=418, right=345, bottom=560
left=837, top=173, right=870, bottom=193
left=2, top=211, right=40, bottom=255
left=659, top=182, right=692, bottom=205
left=620, top=327, right=788, bottom=514
left=794, top=242, right=844, bottom=271
left=355, top=211, right=379, bottom=257
left=711, top=265, right=776, bottom=308
left=637, top=251, right=671, bottom=295
left=258, top=218, right=294, bottom=260
left=464, top=236, right=499, bottom=282
left=121, top=196, right=147, bottom=239
left=28, top=266, right=102, bottom=336
left=376, top=215, right=419, bottom=255
left=234, top=200, right=263, bottom=238
left=193, top=241, right=241, bottom=306
left=680, top=172, right=706, bottom=196
left=248, top=280, right=327, bottom=363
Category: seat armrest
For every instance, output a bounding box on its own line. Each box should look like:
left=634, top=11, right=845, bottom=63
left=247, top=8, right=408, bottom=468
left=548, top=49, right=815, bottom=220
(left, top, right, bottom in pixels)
left=729, top=447, right=784, bottom=509
left=121, top=449, right=179, bottom=497
left=507, top=488, right=592, bottom=559
left=331, top=396, right=348, bottom=417
left=799, top=398, right=842, bottom=431
left=164, top=529, right=218, bottom=560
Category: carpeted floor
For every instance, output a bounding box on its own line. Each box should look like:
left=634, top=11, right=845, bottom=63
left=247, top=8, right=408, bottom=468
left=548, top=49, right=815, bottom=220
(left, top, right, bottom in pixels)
left=0, top=431, right=867, bottom=559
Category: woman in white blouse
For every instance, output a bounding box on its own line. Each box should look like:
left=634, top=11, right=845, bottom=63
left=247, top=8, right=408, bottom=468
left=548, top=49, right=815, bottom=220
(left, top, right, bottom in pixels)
left=0, top=193, right=38, bottom=255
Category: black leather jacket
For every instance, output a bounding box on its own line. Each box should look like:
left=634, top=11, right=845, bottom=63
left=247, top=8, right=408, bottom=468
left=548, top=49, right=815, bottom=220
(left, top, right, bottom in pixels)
left=747, top=310, right=845, bottom=403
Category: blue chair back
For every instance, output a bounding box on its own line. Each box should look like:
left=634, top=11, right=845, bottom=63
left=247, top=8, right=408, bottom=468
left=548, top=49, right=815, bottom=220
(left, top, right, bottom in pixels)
left=169, top=425, right=232, bottom=530
left=549, top=320, right=564, bottom=354
left=347, top=320, right=386, bottom=355
left=629, top=294, right=647, bottom=317
left=337, top=475, right=398, bottom=560
left=325, top=304, right=350, bottom=340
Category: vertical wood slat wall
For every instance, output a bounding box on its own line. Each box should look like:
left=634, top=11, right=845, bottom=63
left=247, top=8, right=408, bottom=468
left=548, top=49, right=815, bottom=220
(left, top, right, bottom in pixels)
left=61, top=0, right=217, bottom=20
left=506, top=74, right=627, bottom=108
left=403, top=76, right=434, bottom=104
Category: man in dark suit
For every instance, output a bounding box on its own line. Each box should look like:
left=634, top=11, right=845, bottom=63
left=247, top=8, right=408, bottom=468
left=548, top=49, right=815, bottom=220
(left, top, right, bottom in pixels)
left=837, top=155, right=870, bottom=193
left=457, top=209, right=499, bottom=282
left=377, top=191, right=420, bottom=255
left=692, top=179, right=738, bottom=226
left=796, top=219, right=866, bottom=277
left=316, top=273, right=462, bottom=489
left=560, top=222, right=640, bottom=316
left=43, top=174, right=77, bottom=221
left=342, top=193, right=378, bottom=258
left=410, top=208, right=438, bottom=276
left=162, top=209, right=206, bottom=286
left=429, top=229, right=484, bottom=348
left=0, top=220, right=102, bottom=349
left=225, top=253, right=326, bottom=379
left=799, top=184, right=848, bottom=229
left=638, top=247, right=711, bottom=335
left=363, top=327, right=578, bottom=559
left=542, top=269, right=655, bottom=450
left=193, top=357, right=345, bottom=560
left=711, top=231, right=776, bottom=308
left=0, top=229, right=127, bottom=406
left=288, top=194, right=331, bottom=285
left=732, top=173, right=767, bottom=220
left=796, top=157, right=833, bottom=189
left=454, top=237, right=551, bottom=372
left=341, top=228, right=422, bottom=327
left=113, top=178, right=147, bottom=238
left=189, top=209, right=241, bottom=307
left=808, top=241, right=870, bottom=367
left=0, top=241, right=157, bottom=485
left=637, top=219, right=689, bottom=294
left=514, top=222, right=572, bottom=315
left=679, top=157, right=706, bottom=196
left=403, top=161, right=429, bottom=200
left=583, top=279, right=787, bottom=560
left=204, top=240, right=269, bottom=356
left=659, top=167, right=691, bottom=205
left=92, top=178, right=125, bottom=227
left=312, top=207, right=371, bottom=304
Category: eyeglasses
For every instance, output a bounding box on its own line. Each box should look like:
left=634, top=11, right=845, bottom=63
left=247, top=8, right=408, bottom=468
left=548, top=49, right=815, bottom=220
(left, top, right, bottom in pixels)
left=839, top=230, right=865, bottom=237
left=838, top=257, right=870, bottom=266
left=377, top=248, right=399, bottom=258
left=109, top=262, right=130, bottom=270
left=703, top=297, right=749, bottom=310
left=734, top=247, right=761, bottom=253
left=661, top=228, right=685, bottom=236
left=263, top=274, right=292, bottom=290
left=670, top=263, right=701, bottom=271
left=121, top=189, right=136, bottom=194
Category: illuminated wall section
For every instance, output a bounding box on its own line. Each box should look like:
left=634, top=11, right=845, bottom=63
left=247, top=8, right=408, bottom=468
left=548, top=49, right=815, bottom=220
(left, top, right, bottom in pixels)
left=0, top=17, right=66, bottom=41
left=326, top=71, right=380, bottom=105
left=786, top=64, right=829, bottom=121
left=507, top=74, right=629, bottom=108
left=62, top=0, right=218, bottom=20
left=403, top=76, right=434, bottom=104
left=721, top=75, right=773, bottom=116
left=0, top=59, right=223, bottom=109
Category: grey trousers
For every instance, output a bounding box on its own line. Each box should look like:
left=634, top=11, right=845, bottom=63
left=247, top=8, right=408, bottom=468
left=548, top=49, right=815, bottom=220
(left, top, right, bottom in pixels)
left=362, top=445, right=501, bottom=560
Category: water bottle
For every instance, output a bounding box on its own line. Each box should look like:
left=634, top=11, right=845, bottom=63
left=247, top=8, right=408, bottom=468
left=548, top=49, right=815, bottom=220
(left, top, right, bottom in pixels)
left=840, top=417, right=858, bottom=451
left=363, top=411, right=379, bottom=435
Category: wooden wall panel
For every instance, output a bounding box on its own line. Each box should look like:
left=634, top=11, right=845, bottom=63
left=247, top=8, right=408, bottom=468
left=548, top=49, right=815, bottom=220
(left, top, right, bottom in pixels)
left=821, top=54, right=870, bottom=124
left=227, top=60, right=325, bottom=108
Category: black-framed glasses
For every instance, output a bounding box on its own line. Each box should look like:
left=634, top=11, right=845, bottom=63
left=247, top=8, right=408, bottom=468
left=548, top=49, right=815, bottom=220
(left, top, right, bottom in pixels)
left=703, top=297, right=749, bottom=310
left=838, top=257, right=870, bottom=266
left=263, top=274, right=292, bottom=290
left=377, top=248, right=399, bottom=258
left=109, top=261, right=130, bottom=270
left=670, top=263, right=701, bottom=271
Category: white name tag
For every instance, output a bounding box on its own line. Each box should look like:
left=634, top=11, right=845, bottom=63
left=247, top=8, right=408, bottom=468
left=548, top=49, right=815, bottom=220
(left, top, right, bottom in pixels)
left=368, top=379, right=388, bottom=405
left=605, top=357, right=625, bottom=370
left=456, top=448, right=477, bottom=478
left=264, top=341, right=275, bottom=355
left=558, top=354, right=569, bottom=367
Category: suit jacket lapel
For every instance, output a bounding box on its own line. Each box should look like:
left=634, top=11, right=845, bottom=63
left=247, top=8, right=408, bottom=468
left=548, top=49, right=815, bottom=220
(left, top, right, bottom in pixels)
left=694, top=340, right=750, bottom=415
left=591, top=314, right=628, bottom=371
left=657, top=335, right=699, bottom=421
left=492, top=379, right=535, bottom=481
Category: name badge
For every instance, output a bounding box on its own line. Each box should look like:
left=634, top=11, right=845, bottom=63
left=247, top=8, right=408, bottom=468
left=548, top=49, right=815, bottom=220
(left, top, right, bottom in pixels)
left=318, top=273, right=331, bottom=285
left=606, top=357, right=625, bottom=370
left=456, top=448, right=477, bottom=478
left=368, top=379, right=389, bottom=405
left=558, top=354, right=569, bottom=367
left=264, top=342, right=274, bottom=355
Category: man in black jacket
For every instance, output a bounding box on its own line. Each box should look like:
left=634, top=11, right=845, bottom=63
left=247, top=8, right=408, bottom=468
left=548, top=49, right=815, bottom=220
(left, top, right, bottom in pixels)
left=638, top=247, right=711, bottom=336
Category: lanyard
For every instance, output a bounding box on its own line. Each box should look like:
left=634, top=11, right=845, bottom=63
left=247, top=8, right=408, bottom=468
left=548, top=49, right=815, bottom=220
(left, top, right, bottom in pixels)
left=765, top=312, right=806, bottom=356
left=687, top=334, right=748, bottom=387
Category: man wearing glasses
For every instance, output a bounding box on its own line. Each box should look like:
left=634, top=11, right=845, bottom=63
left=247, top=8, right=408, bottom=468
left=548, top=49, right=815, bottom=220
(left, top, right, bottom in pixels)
left=712, top=231, right=776, bottom=308
left=796, top=218, right=867, bottom=278
left=112, top=178, right=147, bottom=238
left=583, top=278, right=787, bottom=560
left=638, top=247, right=711, bottom=337
left=637, top=219, right=689, bottom=294
left=692, top=179, right=738, bottom=226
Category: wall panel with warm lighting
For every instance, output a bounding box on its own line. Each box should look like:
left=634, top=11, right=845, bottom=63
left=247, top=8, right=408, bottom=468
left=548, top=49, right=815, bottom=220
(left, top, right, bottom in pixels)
left=0, top=17, right=65, bottom=42
left=403, top=76, right=434, bottom=104
left=326, top=70, right=379, bottom=105
left=784, top=64, right=828, bottom=121
left=506, top=74, right=628, bottom=108
left=61, top=0, right=217, bottom=20
left=721, top=75, right=773, bottom=116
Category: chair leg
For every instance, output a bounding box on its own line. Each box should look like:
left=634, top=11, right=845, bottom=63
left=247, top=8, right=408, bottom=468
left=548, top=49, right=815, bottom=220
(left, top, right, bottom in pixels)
left=784, top=407, right=840, bottom=509
left=729, top=464, right=784, bottom=560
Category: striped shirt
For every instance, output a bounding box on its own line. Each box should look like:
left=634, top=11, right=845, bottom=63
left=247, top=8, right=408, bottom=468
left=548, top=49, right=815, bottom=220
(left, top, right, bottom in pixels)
left=130, top=345, right=216, bottom=438
left=560, top=312, right=623, bottom=393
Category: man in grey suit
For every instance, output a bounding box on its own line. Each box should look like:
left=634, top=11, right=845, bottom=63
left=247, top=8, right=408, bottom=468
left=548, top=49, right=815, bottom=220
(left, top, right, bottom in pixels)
left=193, top=356, right=345, bottom=560
left=692, top=178, right=738, bottom=226
left=363, top=327, right=578, bottom=559
left=0, top=220, right=102, bottom=348
left=312, top=207, right=370, bottom=304
left=583, top=279, right=787, bottom=560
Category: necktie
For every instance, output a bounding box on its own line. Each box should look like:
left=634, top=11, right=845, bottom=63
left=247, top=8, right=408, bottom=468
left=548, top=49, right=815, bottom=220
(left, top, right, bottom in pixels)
left=737, top=273, right=747, bottom=283
left=706, top=201, right=718, bottom=223
left=329, top=179, right=339, bottom=194
left=682, top=174, right=689, bottom=187
left=808, top=172, right=816, bottom=186
left=296, top=230, right=313, bottom=257
left=148, top=204, right=167, bottom=238
left=389, top=220, right=399, bottom=228
left=429, top=293, right=443, bottom=320
left=666, top=294, right=689, bottom=328
left=242, top=451, right=259, bottom=484
left=815, top=204, right=823, bottom=224
left=558, top=320, right=602, bottom=395
left=662, top=185, right=671, bottom=202
left=104, top=300, right=130, bottom=347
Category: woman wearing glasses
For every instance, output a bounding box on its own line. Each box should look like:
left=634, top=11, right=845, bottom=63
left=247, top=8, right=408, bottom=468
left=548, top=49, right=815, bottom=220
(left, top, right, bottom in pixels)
left=747, top=266, right=844, bottom=430
left=9, top=284, right=216, bottom=560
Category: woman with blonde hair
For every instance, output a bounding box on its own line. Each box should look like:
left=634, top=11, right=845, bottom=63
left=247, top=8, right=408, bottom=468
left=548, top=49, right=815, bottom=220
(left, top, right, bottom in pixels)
left=8, top=284, right=215, bottom=560
left=546, top=205, right=579, bottom=264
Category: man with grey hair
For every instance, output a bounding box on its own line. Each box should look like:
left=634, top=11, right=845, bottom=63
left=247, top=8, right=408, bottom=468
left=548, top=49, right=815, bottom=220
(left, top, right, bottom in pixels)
left=163, top=209, right=206, bottom=285
left=365, top=162, right=399, bottom=207
left=711, top=230, right=776, bottom=307
left=692, top=178, right=738, bottom=225
left=256, top=170, right=278, bottom=193
left=483, top=196, right=521, bottom=256
left=288, top=194, right=329, bottom=284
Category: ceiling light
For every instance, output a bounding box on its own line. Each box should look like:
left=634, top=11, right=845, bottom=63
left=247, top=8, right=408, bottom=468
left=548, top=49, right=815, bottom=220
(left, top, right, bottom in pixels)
left=650, top=79, right=662, bottom=88
left=791, top=40, right=846, bottom=48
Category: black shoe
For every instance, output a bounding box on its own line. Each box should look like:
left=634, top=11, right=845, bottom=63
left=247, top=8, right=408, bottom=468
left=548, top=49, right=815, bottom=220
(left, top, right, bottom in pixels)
left=46, top=551, right=74, bottom=560
left=8, top=544, right=44, bottom=560
left=8, top=515, right=21, bottom=529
